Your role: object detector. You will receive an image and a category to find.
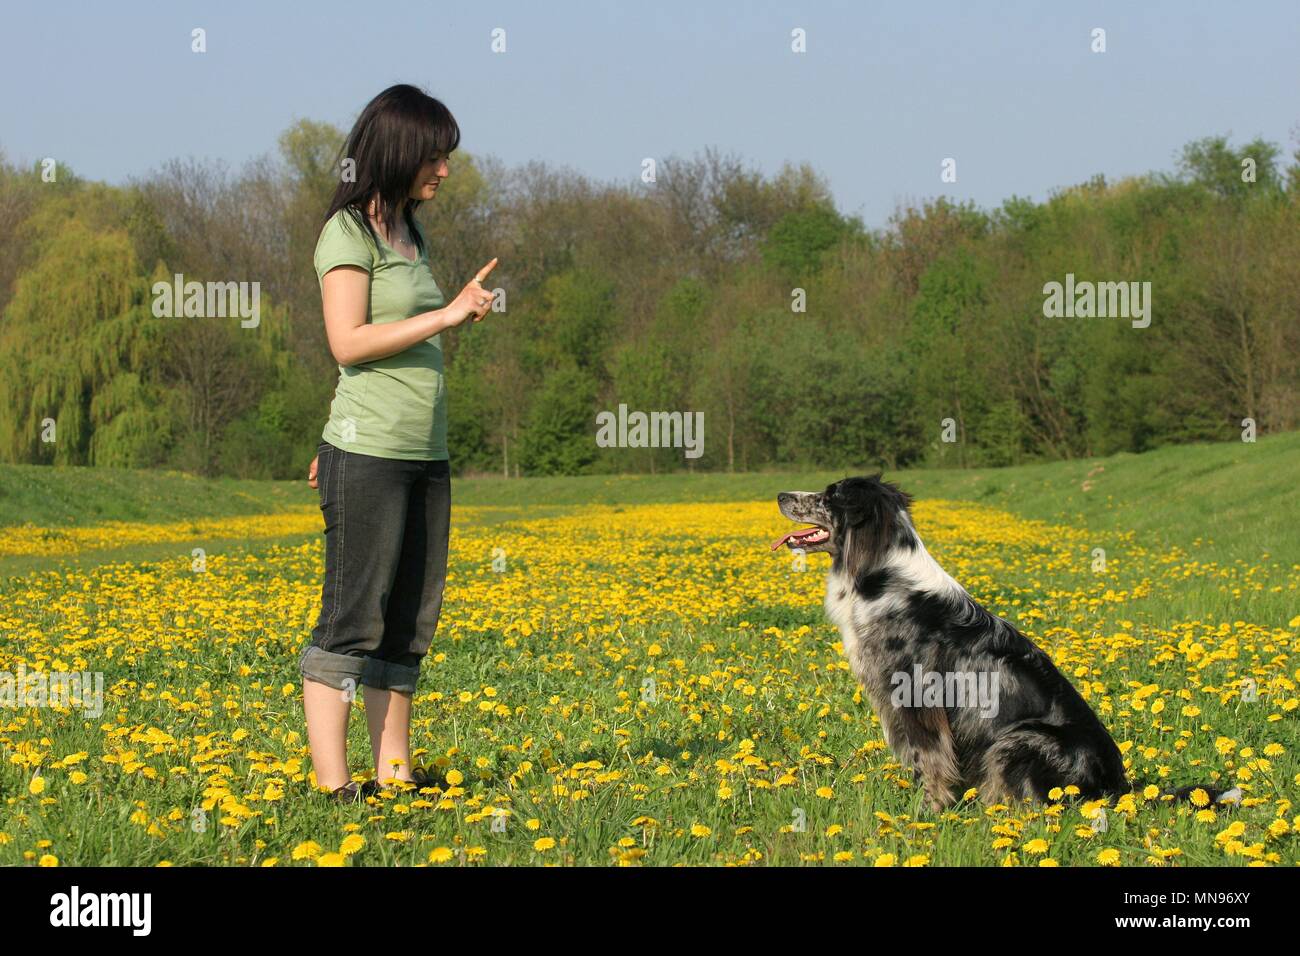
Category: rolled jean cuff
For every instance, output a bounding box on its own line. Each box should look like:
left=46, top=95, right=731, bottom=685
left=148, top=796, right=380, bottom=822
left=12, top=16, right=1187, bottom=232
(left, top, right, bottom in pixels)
left=360, top=657, right=420, bottom=694
left=299, top=645, right=364, bottom=691
left=299, top=646, right=420, bottom=694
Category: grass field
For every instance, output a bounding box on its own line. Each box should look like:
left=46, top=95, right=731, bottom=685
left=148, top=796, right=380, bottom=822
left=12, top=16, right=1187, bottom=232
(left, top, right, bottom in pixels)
left=0, top=435, right=1296, bottom=866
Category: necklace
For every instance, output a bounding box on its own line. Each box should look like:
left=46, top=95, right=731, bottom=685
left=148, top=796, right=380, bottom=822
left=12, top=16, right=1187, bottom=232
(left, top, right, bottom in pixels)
left=365, top=201, right=411, bottom=248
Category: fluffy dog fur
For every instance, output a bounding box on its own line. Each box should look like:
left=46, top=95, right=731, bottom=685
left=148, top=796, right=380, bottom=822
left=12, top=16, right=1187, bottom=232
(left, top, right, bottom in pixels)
left=774, top=475, right=1231, bottom=810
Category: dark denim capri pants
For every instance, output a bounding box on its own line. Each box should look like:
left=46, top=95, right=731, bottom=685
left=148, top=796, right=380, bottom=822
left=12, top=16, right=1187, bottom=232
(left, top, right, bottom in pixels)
left=299, top=440, right=451, bottom=694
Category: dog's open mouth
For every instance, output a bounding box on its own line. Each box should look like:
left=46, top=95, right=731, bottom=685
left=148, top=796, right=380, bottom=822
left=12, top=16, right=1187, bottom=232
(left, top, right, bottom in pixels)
left=770, top=525, right=830, bottom=551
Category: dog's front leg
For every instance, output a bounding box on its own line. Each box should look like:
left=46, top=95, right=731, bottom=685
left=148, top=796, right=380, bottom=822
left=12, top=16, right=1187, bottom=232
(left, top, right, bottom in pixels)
left=890, top=706, right=962, bottom=812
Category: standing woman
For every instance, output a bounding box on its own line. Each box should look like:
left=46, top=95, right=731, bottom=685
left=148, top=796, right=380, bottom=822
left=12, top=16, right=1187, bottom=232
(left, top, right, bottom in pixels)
left=301, top=84, right=497, bottom=800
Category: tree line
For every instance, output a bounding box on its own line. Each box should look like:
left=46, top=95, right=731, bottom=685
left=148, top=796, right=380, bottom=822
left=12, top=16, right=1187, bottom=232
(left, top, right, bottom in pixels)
left=0, top=125, right=1296, bottom=477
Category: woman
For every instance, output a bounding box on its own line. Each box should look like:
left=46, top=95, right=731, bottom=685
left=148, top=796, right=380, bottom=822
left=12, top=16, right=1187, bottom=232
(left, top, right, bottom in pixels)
left=300, top=84, right=497, bottom=801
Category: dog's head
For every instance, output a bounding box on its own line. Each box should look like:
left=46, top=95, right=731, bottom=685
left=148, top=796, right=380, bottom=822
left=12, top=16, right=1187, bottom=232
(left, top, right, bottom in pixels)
left=774, top=475, right=914, bottom=573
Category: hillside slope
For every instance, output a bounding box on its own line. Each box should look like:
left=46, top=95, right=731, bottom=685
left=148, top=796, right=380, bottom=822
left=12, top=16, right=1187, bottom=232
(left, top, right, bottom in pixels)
left=2, top=432, right=1295, bottom=562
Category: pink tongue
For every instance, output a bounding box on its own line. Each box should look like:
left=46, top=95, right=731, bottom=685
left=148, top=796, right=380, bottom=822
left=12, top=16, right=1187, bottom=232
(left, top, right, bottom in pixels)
left=770, top=529, right=816, bottom=551
left=770, top=532, right=797, bottom=551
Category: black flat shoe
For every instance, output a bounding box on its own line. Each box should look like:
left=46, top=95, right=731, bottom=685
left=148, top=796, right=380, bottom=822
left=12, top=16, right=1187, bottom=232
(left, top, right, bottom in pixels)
left=374, top=770, right=435, bottom=791
left=327, top=781, right=366, bottom=803
left=328, top=780, right=384, bottom=803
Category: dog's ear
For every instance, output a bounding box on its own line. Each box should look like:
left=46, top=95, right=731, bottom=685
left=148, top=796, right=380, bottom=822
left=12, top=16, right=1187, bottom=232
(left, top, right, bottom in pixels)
left=828, top=477, right=870, bottom=527
left=832, top=478, right=897, bottom=578
left=864, top=473, right=913, bottom=513
left=887, top=479, right=913, bottom=514
left=833, top=476, right=908, bottom=524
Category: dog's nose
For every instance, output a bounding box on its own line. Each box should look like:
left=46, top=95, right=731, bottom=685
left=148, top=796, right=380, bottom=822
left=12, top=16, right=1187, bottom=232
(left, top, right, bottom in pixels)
left=777, top=492, right=794, bottom=505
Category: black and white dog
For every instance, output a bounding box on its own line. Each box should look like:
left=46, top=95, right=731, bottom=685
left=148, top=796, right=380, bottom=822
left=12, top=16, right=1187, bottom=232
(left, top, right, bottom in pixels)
left=774, top=475, right=1231, bottom=810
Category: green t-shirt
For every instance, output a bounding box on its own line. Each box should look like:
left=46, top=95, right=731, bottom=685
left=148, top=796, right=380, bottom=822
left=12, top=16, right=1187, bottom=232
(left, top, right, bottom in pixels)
left=314, top=208, right=449, bottom=460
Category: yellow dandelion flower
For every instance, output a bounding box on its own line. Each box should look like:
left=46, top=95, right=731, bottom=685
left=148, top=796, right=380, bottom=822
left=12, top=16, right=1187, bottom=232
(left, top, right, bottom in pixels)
left=339, top=834, right=365, bottom=856
left=291, top=841, right=322, bottom=860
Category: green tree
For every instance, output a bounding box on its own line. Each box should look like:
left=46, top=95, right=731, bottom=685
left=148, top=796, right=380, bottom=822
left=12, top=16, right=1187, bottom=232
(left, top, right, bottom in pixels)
left=761, top=202, right=857, bottom=279
left=0, top=218, right=166, bottom=465
left=1176, top=135, right=1283, bottom=201
left=517, top=365, right=599, bottom=475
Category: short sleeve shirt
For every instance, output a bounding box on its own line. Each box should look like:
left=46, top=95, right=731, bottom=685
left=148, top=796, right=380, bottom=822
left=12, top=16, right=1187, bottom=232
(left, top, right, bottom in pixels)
left=314, top=208, right=449, bottom=460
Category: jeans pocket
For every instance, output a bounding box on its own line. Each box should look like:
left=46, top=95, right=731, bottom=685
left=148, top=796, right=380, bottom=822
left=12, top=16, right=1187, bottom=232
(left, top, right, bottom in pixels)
left=317, top=444, right=334, bottom=510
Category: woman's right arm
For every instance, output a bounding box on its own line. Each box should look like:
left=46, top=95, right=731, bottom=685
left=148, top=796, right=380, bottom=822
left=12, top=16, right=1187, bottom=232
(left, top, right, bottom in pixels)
left=322, top=266, right=447, bottom=367
left=321, top=258, right=499, bottom=367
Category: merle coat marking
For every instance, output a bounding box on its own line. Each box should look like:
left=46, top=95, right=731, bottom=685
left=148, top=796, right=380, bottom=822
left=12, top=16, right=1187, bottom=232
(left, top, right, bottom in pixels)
left=774, top=476, right=1129, bottom=810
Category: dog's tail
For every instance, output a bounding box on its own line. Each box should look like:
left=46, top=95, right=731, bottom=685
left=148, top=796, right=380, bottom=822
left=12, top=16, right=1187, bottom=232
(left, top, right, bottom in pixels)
left=1130, top=779, right=1242, bottom=807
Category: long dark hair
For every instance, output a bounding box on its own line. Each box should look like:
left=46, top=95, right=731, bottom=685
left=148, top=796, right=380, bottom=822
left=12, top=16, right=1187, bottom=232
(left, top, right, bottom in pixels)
left=324, top=84, right=460, bottom=256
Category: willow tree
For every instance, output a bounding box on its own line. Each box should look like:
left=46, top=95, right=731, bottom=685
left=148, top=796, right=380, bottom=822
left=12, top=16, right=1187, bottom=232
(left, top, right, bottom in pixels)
left=0, top=216, right=166, bottom=465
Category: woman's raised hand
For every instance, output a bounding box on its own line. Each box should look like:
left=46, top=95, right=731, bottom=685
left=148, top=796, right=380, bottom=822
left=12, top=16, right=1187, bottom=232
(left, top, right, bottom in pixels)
left=446, top=258, right=499, bottom=327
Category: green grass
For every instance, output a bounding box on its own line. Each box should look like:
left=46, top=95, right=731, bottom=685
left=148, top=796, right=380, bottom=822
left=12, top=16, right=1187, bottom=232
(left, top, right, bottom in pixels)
left=0, top=464, right=308, bottom=528
left=0, top=435, right=1295, bottom=867
left=7, top=430, right=1296, bottom=563
left=450, top=432, right=1300, bottom=563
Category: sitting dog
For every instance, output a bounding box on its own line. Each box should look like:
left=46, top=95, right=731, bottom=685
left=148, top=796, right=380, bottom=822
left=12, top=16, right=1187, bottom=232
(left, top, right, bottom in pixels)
left=773, top=475, right=1231, bottom=810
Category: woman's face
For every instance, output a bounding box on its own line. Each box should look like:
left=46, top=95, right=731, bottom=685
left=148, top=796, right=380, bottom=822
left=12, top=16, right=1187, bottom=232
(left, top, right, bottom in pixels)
left=409, top=153, right=450, bottom=201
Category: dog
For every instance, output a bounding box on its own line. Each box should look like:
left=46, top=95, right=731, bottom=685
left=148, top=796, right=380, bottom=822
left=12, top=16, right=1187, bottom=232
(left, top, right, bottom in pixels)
left=773, top=475, right=1234, bottom=810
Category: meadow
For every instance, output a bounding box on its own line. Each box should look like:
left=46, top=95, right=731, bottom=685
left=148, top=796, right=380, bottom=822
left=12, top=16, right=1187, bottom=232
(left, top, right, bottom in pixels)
left=0, top=435, right=1296, bottom=866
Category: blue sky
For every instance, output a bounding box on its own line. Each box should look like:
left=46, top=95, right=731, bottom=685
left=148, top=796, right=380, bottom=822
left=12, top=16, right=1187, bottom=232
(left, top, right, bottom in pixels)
left=2, top=0, right=1297, bottom=227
